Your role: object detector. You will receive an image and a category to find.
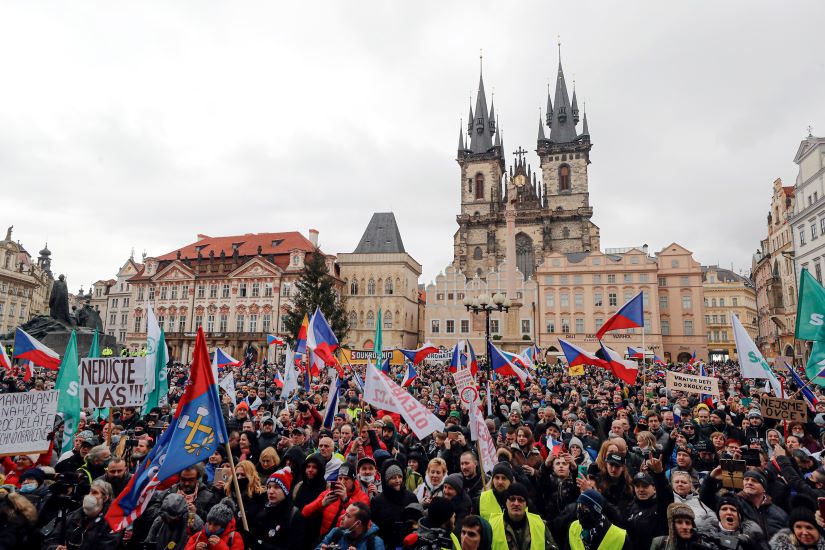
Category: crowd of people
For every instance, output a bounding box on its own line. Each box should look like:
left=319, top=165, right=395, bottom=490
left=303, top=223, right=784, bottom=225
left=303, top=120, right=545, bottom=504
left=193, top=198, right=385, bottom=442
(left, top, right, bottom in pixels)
left=2, top=355, right=825, bottom=550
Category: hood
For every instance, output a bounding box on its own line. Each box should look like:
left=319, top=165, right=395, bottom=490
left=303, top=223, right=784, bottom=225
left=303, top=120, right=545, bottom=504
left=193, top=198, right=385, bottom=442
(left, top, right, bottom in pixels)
left=160, top=492, right=189, bottom=518
left=283, top=445, right=307, bottom=471
left=478, top=516, right=493, bottom=550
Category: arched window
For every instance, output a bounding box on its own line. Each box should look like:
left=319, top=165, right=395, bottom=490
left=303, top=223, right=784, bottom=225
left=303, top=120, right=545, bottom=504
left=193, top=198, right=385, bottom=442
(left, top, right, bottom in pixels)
left=348, top=311, right=358, bottom=329
left=384, top=311, right=392, bottom=329
left=473, top=246, right=483, bottom=260
left=516, top=233, right=535, bottom=280
left=350, top=279, right=358, bottom=295
left=367, top=310, right=375, bottom=329
left=475, top=173, right=485, bottom=199
left=711, top=299, right=717, bottom=307
left=719, top=298, right=725, bottom=307
left=367, top=278, right=376, bottom=295
left=385, top=278, right=393, bottom=294
left=559, top=165, right=571, bottom=192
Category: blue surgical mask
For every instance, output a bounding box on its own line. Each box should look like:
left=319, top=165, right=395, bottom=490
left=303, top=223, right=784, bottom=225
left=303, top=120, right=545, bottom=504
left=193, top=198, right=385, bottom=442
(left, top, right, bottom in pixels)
left=206, top=526, right=226, bottom=537
left=19, top=483, right=37, bottom=493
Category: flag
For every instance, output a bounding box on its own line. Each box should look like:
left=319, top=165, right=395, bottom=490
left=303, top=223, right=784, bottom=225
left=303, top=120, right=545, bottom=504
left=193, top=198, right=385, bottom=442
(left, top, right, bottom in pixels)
left=806, top=341, right=825, bottom=387
left=22, top=360, right=32, bottom=382
left=488, top=342, right=529, bottom=385
left=627, top=346, right=645, bottom=359
left=502, top=349, right=530, bottom=371
left=352, top=364, right=365, bottom=393
left=13, top=328, right=60, bottom=370
left=218, top=371, right=237, bottom=407
left=401, top=362, right=417, bottom=387
left=214, top=348, right=242, bottom=367
left=272, top=369, right=284, bottom=388
left=471, top=404, right=496, bottom=473
left=688, top=351, right=697, bottom=365
left=796, top=268, right=825, bottom=341
left=673, top=405, right=682, bottom=426
left=88, top=330, right=110, bottom=421
left=364, top=363, right=444, bottom=439
left=558, top=338, right=606, bottom=369
left=0, top=344, right=11, bottom=373
left=295, top=314, right=309, bottom=355
left=466, top=340, right=479, bottom=376
left=595, top=342, right=639, bottom=385
left=307, top=307, right=340, bottom=366
left=732, top=314, right=784, bottom=397
left=549, top=438, right=563, bottom=456
left=596, top=291, right=644, bottom=339
left=373, top=309, right=383, bottom=365
left=322, top=372, right=343, bottom=429
left=144, top=306, right=169, bottom=414
left=653, top=355, right=666, bottom=367
left=282, top=345, right=299, bottom=398
left=380, top=357, right=391, bottom=374
left=521, top=344, right=540, bottom=368
left=267, top=334, right=285, bottom=346
left=55, top=331, right=80, bottom=461
left=449, top=340, right=466, bottom=373
left=788, top=363, right=819, bottom=411
left=486, top=380, right=493, bottom=417
left=400, top=342, right=439, bottom=365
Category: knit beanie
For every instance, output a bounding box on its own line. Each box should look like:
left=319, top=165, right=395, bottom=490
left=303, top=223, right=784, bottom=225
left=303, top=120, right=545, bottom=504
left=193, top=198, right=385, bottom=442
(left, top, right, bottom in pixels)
left=507, top=482, right=529, bottom=501
left=743, top=470, right=767, bottom=489
left=577, top=489, right=604, bottom=514
left=667, top=502, right=695, bottom=523
left=788, top=495, right=818, bottom=530
left=444, top=473, right=464, bottom=492
left=19, top=468, right=45, bottom=484
left=267, top=466, right=293, bottom=495
left=206, top=504, right=234, bottom=527
left=384, top=465, right=403, bottom=481
left=427, top=496, right=455, bottom=527
left=715, top=492, right=742, bottom=516
left=492, top=462, right=514, bottom=482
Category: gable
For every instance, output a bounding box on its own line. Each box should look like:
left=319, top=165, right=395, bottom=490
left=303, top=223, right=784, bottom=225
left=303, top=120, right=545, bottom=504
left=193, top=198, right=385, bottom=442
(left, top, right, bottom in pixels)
left=657, top=242, right=693, bottom=256
left=152, top=261, right=195, bottom=282
left=228, top=257, right=282, bottom=279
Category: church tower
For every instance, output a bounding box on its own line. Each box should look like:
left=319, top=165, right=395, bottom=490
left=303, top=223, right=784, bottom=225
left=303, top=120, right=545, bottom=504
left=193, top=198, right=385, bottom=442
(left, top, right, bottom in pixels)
left=455, top=65, right=505, bottom=278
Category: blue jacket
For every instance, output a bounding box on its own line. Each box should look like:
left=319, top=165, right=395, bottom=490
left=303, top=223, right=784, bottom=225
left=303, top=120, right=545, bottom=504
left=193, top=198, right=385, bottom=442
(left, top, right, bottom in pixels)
left=317, top=524, right=385, bottom=550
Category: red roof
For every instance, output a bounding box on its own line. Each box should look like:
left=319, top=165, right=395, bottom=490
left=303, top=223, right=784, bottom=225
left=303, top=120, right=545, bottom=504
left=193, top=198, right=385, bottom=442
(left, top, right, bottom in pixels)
left=156, top=232, right=316, bottom=261
left=782, top=186, right=794, bottom=197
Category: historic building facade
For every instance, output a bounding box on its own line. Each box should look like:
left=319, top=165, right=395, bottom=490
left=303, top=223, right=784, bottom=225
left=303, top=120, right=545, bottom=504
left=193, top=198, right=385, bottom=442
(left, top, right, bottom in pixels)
left=535, top=244, right=707, bottom=363
left=106, top=257, right=143, bottom=344
left=0, top=227, right=53, bottom=336
left=454, top=57, right=600, bottom=282
left=116, top=230, right=336, bottom=361
left=338, top=213, right=422, bottom=350
left=702, top=266, right=757, bottom=361
left=753, top=178, right=798, bottom=360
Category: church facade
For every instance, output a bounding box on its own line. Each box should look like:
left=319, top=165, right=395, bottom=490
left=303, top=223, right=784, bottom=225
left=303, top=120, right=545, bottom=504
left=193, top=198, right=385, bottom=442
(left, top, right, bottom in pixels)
left=454, top=57, right=600, bottom=282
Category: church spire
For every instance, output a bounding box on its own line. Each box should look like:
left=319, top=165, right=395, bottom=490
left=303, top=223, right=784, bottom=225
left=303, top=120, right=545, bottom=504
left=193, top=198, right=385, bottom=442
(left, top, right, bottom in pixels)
left=545, top=83, right=553, bottom=127
left=537, top=109, right=546, bottom=140
left=458, top=119, right=466, bottom=151
left=548, top=43, right=578, bottom=143
left=494, top=116, right=501, bottom=147
left=581, top=103, right=590, bottom=137
left=571, top=86, right=580, bottom=125
left=470, top=68, right=494, bottom=153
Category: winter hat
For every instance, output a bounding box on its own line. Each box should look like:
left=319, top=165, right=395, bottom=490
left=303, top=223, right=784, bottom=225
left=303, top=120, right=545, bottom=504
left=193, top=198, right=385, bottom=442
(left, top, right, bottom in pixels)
left=788, top=495, right=818, bottom=530
left=160, top=493, right=189, bottom=518
left=267, top=467, right=293, bottom=495
left=19, top=468, right=45, bottom=484
left=711, top=409, right=727, bottom=423
left=427, top=496, right=455, bottom=527
left=384, top=465, right=403, bottom=480
left=338, top=462, right=356, bottom=479
left=715, top=492, right=742, bottom=516
left=206, top=504, right=234, bottom=527
left=743, top=470, right=767, bottom=488
left=444, top=473, right=464, bottom=491
left=667, top=502, right=695, bottom=523
left=507, top=482, right=529, bottom=501
left=577, top=489, right=604, bottom=514
left=492, top=462, right=515, bottom=482
left=568, top=437, right=584, bottom=451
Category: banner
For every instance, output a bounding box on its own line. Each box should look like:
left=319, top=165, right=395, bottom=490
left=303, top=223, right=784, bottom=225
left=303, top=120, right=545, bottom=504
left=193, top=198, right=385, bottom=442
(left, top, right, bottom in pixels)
left=760, top=396, right=807, bottom=422
left=732, top=314, right=784, bottom=397
left=796, top=268, right=825, bottom=341
left=364, top=364, right=444, bottom=439
left=452, top=367, right=479, bottom=439
left=340, top=348, right=405, bottom=366
left=0, top=390, right=59, bottom=455
left=80, top=357, right=147, bottom=408
left=471, top=404, right=496, bottom=473
left=666, top=371, right=720, bottom=396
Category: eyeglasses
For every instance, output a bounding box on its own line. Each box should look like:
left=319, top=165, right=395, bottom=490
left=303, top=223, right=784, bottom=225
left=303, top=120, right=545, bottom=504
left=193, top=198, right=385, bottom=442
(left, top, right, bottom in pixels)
left=507, top=496, right=527, bottom=503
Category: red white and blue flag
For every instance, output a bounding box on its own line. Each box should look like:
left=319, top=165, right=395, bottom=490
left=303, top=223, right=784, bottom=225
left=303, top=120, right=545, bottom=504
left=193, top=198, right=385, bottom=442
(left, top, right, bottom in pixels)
left=788, top=364, right=819, bottom=411
left=521, top=344, right=541, bottom=368
left=488, top=342, right=528, bottom=386
left=272, top=369, right=284, bottom=388
left=0, top=345, right=11, bottom=373
left=558, top=339, right=606, bottom=369
left=401, top=362, right=417, bottom=387
left=267, top=334, right=285, bottom=346
left=106, top=328, right=227, bottom=531
left=699, top=363, right=715, bottom=408
left=688, top=351, right=697, bottom=365
left=449, top=340, right=466, bottom=373
left=13, top=328, right=60, bottom=370
left=627, top=346, right=645, bottom=360
left=295, top=314, right=309, bottom=356
left=653, top=355, right=666, bottom=367
left=400, top=342, right=439, bottom=365
left=322, top=374, right=344, bottom=429
left=380, top=357, right=391, bottom=374
left=214, top=348, right=241, bottom=367
left=466, top=340, right=479, bottom=376
left=596, top=291, right=644, bottom=339
left=307, top=307, right=340, bottom=367
left=595, top=342, right=639, bottom=385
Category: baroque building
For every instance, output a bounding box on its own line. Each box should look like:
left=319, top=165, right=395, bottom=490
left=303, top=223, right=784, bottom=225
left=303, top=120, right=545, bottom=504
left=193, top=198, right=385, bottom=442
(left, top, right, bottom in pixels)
left=454, top=55, right=600, bottom=282
left=702, top=266, right=757, bottom=361
left=0, top=226, right=53, bottom=335
left=338, top=213, right=422, bottom=350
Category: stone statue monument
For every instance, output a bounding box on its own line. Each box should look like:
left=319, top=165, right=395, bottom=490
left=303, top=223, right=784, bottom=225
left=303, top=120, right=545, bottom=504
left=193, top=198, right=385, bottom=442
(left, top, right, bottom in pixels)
left=49, top=274, right=72, bottom=325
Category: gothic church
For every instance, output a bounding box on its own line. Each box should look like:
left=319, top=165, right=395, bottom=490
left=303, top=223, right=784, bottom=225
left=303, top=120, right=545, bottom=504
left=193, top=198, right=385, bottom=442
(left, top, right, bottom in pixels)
left=453, top=54, right=600, bottom=281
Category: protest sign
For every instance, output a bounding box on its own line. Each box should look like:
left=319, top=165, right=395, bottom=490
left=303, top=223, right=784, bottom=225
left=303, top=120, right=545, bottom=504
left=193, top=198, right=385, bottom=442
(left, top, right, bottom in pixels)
left=364, top=364, right=444, bottom=439
left=452, top=368, right=478, bottom=407
left=666, top=370, right=720, bottom=395
left=0, top=390, right=59, bottom=456
left=80, top=357, right=147, bottom=408
left=760, top=396, right=807, bottom=422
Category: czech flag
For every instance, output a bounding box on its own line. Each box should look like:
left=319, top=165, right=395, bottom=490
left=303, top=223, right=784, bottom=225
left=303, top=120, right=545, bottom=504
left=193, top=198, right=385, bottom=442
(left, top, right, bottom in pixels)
left=653, top=355, right=666, bottom=367
left=449, top=340, right=466, bottom=373
left=558, top=338, right=606, bottom=370
left=788, top=364, right=819, bottom=411
left=295, top=314, right=309, bottom=356
left=627, top=346, right=645, bottom=360
left=688, top=351, right=697, bottom=365
left=380, top=357, right=391, bottom=374
left=0, top=345, right=11, bottom=373
left=307, top=307, right=339, bottom=367
left=13, top=328, right=60, bottom=370
left=522, top=344, right=541, bottom=368
left=596, top=291, right=644, bottom=339
left=466, top=340, right=479, bottom=376
left=595, top=342, right=639, bottom=385
left=488, top=342, right=528, bottom=386
left=400, top=342, right=439, bottom=365
left=401, top=362, right=417, bottom=387
left=502, top=349, right=530, bottom=371
left=267, top=335, right=285, bottom=346
left=272, top=369, right=284, bottom=388
left=322, top=374, right=344, bottom=429
left=214, top=348, right=242, bottom=367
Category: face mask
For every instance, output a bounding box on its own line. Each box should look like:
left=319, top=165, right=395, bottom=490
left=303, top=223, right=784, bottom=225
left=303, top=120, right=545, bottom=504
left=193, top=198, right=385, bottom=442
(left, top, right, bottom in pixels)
left=111, top=435, right=121, bottom=444
left=237, top=478, right=249, bottom=492
left=82, top=494, right=102, bottom=516
left=578, top=507, right=601, bottom=529
left=793, top=432, right=804, bottom=439
left=19, top=483, right=37, bottom=493
left=205, top=526, right=226, bottom=537
left=359, top=474, right=375, bottom=483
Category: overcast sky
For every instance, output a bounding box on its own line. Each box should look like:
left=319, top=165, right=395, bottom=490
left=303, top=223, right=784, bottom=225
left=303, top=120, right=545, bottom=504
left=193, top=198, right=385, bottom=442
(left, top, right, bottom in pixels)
left=3, top=1, right=825, bottom=291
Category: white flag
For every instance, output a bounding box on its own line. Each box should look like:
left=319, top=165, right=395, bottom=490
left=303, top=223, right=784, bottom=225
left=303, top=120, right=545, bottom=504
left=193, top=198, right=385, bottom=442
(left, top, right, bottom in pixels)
left=143, top=302, right=159, bottom=413
left=732, top=314, right=784, bottom=397
left=282, top=344, right=299, bottom=398
left=471, top=404, right=497, bottom=473
left=219, top=372, right=237, bottom=407
left=364, top=363, right=444, bottom=439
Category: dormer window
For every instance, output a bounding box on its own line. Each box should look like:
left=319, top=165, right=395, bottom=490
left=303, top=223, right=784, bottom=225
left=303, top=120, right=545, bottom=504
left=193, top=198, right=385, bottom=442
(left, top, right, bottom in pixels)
left=271, top=239, right=283, bottom=247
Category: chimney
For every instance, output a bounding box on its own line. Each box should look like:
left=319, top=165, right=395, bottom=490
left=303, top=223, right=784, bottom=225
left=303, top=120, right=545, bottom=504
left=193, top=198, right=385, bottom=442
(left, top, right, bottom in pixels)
left=308, top=228, right=319, bottom=247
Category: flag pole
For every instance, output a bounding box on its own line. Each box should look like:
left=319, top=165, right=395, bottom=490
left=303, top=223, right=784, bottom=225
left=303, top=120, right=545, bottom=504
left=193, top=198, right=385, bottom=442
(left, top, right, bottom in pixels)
left=224, top=442, right=249, bottom=532
left=476, top=440, right=487, bottom=486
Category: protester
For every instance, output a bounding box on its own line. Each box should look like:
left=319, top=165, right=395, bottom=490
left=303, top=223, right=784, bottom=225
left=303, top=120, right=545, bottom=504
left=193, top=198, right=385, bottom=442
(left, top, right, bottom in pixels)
left=184, top=502, right=244, bottom=550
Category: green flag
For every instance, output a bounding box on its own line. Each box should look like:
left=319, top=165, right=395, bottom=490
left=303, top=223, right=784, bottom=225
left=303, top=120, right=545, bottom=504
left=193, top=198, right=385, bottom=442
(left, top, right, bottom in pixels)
left=144, top=329, right=169, bottom=411
left=87, top=330, right=108, bottom=421
left=795, top=268, right=825, bottom=341
left=374, top=309, right=383, bottom=365
left=56, top=331, right=80, bottom=461
left=806, top=341, right=825, bottom=387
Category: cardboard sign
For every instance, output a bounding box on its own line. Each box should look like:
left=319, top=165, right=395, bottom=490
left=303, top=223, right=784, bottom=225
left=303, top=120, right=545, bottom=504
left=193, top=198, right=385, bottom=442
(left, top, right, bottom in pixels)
left=760, top=396, right=808, bottom=422
left=666, top=371, right=720, bottom=395
left=80, top=357, right=147, bottom=408
left=0, top=390, right=59, bottom=456
left=452, top=368, right=478, bottom=407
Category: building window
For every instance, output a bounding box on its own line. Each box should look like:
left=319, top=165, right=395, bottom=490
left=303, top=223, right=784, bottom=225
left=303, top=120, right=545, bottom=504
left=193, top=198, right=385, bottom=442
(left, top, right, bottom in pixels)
left=558, top=164, right=571, bottom=192
left=593, top=274, right=602, bottom=284
left=195, top=315, right=203, bottom=329
left=281, top=283, right=291, bottom=297
left=179, top=317, right=186, bottom=331
left=595, top=318, right=603, bottom=330
left=473, top=247, right=483, bottom=260
left=682, top=295, right=692, bottom=309
left=367, top=311, right=375, bottom=329
left=631, top=256, right=640, bottom=265
left=721, top=331, right=728, bottom=341
left=385, top=279, right=393, bottom=295
left=560, top=275, right=568, bottom=284
left=446, top=320, right=455, bottom=334
left=384, top=311, right=393, bottom=329
left=239, top=283, right=247, bottom=297
left=207, top=315, right=215, bottom=332
left=608, top=293, right=617, bottom=307
left=661, top=319, right=670, bottom=335
left=671, top=260, right=679, bottom=268
left=684, top=319, right=694, bottom=336
left=607, top=274, right=616, bottom=284
left=546, top=292, right=555, bottom=307
left=215, top=314, right=225, bottom=332
left=262, top=314, right=271, bottom=332
left=561, top=318, right=570, bottom=333
left=658, top=277, right=667, bottom=287
left=182, top=286, right=189, bottom=299
left=348, top=312, right=358, bottom=329
left=431, top=320, right=440, bottom=333
left=639, top=273, right=649, bottom=283
left=168, top=315, right=175, bottom=331
left=574, top=318, right=584, bottom=332
left=719, top=298, right=725, bottom=307
left=624, top=274, right=633, bottom=283
left=706, top=315, right=711, bottom=325
left=547, top=320, right=555, bottom=333
left=813, top=223, right=819, bottom=240
left=252, top=282, right=260, bottom=297
left=249, top=314, right=258, bottom=332
left=235, top=315, right=244, bottom=332
left=644, top=316, right=651, bottom=334
left=573, top=275, right=583, bottom=284
left=820, top=218, right=825, bottom=236
left=732, top=297, right=738, bottom=306
left=623, top=291, right=633, bottom=303
left=490, top=320, right=500, bottom=334
left=121, top=313, right=128, bottom=325
left=544, top=275, right=554, bottom=284
left=560, top=293, right=569, bottom=307
left=460, top=319, right=469, bottom=333
left=195, top=285, right=203, bottom=299
left=264, top=283, right=273, bottom=297
left=574, top=293, right=583, bottom=307
left=209, top=285, right=217, bottom=299
left=349, top=280, right=359, bottom=295
left=681, top=276, right=689, bottom=286
left=521, top=319, right=532, bottom=334
left=157, top=286, right=165, bottom=300
left=368, top=279, right=376, bottom=295
left=112, top=298, right=119, bottom=308
left=222, top=284, right=230, bottom=298
left=800, top=226, right=807, bottom=246
left=134, top=317, right=141, bottom=332
left=119, top=330, right=126, bottom=342
left=110, top=313, right=116, bottom=325
left=137, top=287, right=145, bottom=301
left=594, top=292, right=603, bottom=307
left=475, top=173, right=485, bottom=199
left=817, top=262, right=823, bottom=283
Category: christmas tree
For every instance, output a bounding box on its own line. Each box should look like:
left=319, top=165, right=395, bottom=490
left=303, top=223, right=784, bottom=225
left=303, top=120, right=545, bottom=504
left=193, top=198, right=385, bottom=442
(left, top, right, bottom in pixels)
left=283, top=248, right=348, bottom=344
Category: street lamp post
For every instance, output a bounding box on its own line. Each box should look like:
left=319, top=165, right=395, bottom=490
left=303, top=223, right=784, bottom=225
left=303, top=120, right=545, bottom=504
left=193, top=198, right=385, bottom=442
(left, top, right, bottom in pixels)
left=463, top=292, right=511, bottom=367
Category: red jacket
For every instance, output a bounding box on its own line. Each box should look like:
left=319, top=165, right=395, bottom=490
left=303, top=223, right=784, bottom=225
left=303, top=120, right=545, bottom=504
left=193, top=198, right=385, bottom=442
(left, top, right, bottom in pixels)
left=2, top=443, right=53, bottom=487
left=184, top=518, right=244, bottom=550
left=302, top=481, right=370, bottom=535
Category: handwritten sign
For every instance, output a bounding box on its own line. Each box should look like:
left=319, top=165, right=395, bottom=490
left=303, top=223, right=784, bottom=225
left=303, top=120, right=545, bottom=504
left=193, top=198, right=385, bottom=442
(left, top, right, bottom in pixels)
left=80, top=357, right=147, bottom=408
left=452, top=368, right=478, bottom=407
left=760, top=396, right=807, bottom=422
left=0, top=391, right=59, bottom=455
left=666, top=371, right=720, bottom=395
